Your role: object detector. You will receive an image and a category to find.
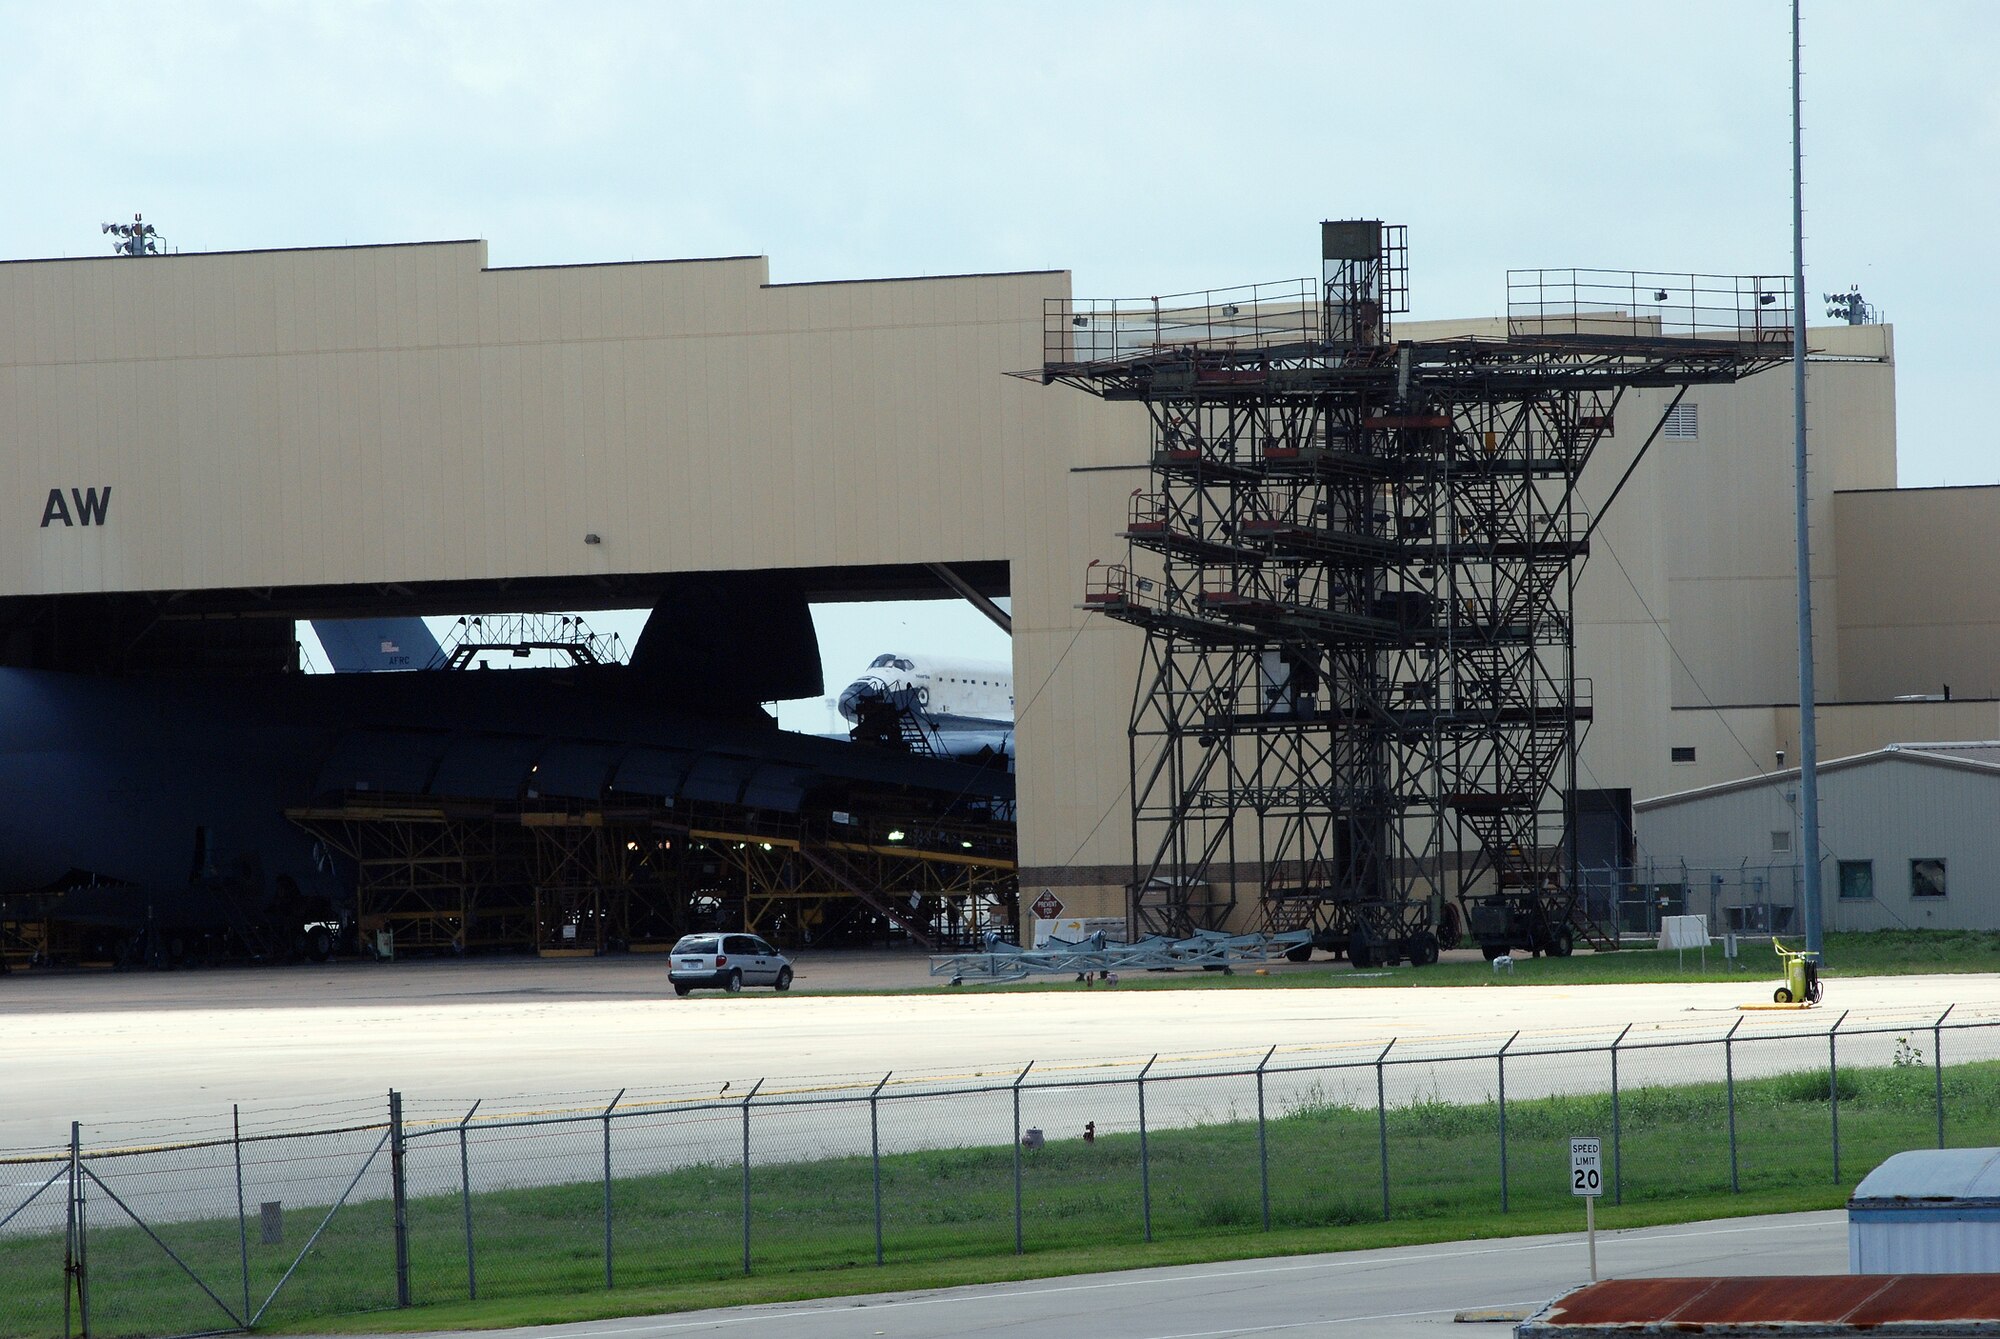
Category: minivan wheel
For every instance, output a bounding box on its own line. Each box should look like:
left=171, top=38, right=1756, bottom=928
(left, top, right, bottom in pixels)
left=725, top=970, right=743, bottom=993
left=775, top=966, right=794, bottom=992
left=673, top=982, right=692, bottom=997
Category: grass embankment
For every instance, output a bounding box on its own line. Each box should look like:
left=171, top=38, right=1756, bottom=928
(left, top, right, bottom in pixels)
left=934, top=929, right=2000, bottom=994
left=11, top=1056, right=1998, bottom=1338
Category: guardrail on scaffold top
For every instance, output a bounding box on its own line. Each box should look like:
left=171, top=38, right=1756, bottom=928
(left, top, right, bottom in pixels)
left=1045, top=279, right=1321, bottom=368
left=1506, top=270, right=1796, bottom=344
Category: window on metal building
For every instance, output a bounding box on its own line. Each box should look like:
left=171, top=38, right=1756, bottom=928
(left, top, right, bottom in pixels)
left=1911, top=858, right=1948, bottom=898
left=1838, top=860, right=1874, bottom=900
left=1663, top=404, right=1699, bottom=439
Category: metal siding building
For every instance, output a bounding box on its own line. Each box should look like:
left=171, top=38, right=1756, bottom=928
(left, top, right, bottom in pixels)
left=1851, top=1148, right=2000, bottom=1274
left=1636, top=746, right=2000, bottom=932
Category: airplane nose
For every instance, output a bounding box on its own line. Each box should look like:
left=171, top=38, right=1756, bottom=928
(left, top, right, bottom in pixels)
left=836, top=679, right=882, bottom=722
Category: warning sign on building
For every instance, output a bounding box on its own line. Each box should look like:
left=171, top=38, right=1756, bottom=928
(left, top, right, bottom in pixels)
left=1031, top=889, right=1065, bottom=920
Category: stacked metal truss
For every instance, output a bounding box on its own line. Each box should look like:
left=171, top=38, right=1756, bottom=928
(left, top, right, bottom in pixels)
left=1049, top=225, right=1787, bottom=956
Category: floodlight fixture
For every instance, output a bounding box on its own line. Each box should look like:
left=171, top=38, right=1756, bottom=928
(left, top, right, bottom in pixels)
left=1821, top=286, right=1878, bottom=325
left=100, top=212, right=163, bottom=256
left=1652, top=289, right=1670, bottom=302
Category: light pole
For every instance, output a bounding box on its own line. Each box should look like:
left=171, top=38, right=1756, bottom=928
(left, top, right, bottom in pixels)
left=1790, top=0, right=1825, bottom=957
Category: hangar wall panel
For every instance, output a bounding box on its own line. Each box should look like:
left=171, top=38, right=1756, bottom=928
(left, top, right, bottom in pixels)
left=3, top=244, right=1075, bottom=592
left=1836, top=485, right=2000, bottom=702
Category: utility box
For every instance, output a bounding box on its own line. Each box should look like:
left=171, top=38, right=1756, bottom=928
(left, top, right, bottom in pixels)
left=1849, top=1147, right=2000, bottom=1273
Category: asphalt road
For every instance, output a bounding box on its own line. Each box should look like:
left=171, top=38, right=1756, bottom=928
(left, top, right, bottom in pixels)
left=303, top=1210, right=1849, bottom=1339
left=7, top=953, right=1996, bottom=1155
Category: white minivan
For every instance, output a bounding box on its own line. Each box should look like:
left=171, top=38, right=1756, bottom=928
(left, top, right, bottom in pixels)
left=669, top=933, right=793, bottom=996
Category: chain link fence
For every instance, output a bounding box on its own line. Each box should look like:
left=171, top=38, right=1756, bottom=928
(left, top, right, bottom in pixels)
left=1582, top=861, right=1805, bottom=940
left=7, top=1004, right=2000, bottom=1338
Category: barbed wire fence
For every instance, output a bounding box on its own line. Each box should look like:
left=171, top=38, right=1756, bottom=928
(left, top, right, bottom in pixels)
left=5, top=1004, right=1998, bottom=1339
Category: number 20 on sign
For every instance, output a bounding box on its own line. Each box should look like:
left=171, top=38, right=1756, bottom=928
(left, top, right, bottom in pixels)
left=1570, top=1136, right=1602, bottom=1281
left=1570, top=1137, right=1602, bottom=1196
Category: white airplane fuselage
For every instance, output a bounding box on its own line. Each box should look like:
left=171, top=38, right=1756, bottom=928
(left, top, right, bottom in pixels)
left=836, top=653, right=1013, bottom=759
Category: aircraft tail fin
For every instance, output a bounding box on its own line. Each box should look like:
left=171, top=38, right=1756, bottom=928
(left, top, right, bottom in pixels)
left=310, top=617, right=441, bottom=672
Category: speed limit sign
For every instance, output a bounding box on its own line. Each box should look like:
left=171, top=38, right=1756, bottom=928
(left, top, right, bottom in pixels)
left=1570, top=1136, right=1603, bottom=1197
left=1571, top=1135, right=1604, bottom=1280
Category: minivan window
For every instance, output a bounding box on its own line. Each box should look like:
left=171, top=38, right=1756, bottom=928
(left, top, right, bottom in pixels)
left=725, top=935, right=756, bottom=954
left=674, top=936, right=719, bottom=954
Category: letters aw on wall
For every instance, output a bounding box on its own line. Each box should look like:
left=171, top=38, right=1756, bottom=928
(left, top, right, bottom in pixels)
left=40, top=488, right=112, bottom=528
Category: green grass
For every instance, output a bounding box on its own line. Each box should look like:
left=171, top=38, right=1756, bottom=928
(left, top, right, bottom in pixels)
left=917, top=929, right=2000, bottom=994
left=10, top=1055, right=1998, bottom=1338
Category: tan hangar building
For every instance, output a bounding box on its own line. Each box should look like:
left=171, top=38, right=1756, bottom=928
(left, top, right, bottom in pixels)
left=1, top=237, right=1986, bottom=934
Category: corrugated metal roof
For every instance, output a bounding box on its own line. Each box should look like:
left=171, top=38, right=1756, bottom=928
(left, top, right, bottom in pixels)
left=1635, top=743, right=2000, bottom=812
left=1852, top=1148, right=2000, bottom=1206
left=1902, top=742, right=2000, bottom=767
left=1519, top=1275, right=2000, bottom=1336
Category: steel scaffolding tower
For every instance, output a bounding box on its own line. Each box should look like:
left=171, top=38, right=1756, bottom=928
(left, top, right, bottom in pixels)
left=1040, top=225, right=1790, bottom=963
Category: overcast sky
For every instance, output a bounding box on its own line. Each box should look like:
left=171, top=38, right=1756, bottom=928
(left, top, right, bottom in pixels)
left=3, top=1, right=1989, bottom=716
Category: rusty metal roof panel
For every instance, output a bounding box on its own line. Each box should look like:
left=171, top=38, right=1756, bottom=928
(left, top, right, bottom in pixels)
left=1518, top=1275, right=2000, bottom=1337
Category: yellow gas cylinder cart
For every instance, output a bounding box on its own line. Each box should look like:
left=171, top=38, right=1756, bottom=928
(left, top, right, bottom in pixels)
left=1772, top=939, right=1823, bottom=1005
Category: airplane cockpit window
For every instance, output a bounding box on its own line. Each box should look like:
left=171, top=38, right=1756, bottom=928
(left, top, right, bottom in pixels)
left=869, top=654, right=898, bottom=669
left=893, top=657, right=915, bottom=671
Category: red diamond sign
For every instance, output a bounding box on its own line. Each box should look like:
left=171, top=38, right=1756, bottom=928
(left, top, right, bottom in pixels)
left=1031, top=890, right=1065, bottom=920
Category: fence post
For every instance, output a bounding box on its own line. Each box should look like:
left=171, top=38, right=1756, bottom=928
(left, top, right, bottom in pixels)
left=1376, top=1040, right=1395, bottom=1222
left=1724, top=1017, right=1742, bottom=1194
left=1256, top=1045, right=1276, bottom=1233
left=1138, top=1055, right=1157, bottom=1244
left=740, top=1079, right=763, bottom=1276
left=388, top=1090, right=410, bottom=1308
left=1010, top=1063, right=1031, bottom=1256
left=233, top=1104, right=250, bottom=1324
left=1497, top=1031, right=1519, bottom=1213
left=871, top=1072, right=892, bottom=1266
left=1828, top=1010, right=1848, bottom=1184
left=64, top=1121, right=73, bottom=1339
left=602, top=1088, right=624, bottom=1289
left=66, top=1120, right=87, bottom=1339
left=458, top=1100, right=481, bottom=1301
left=1609, top=1024, right=1630, bottom=1206
left=1933, top=1004, right=1954, bottom=1149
